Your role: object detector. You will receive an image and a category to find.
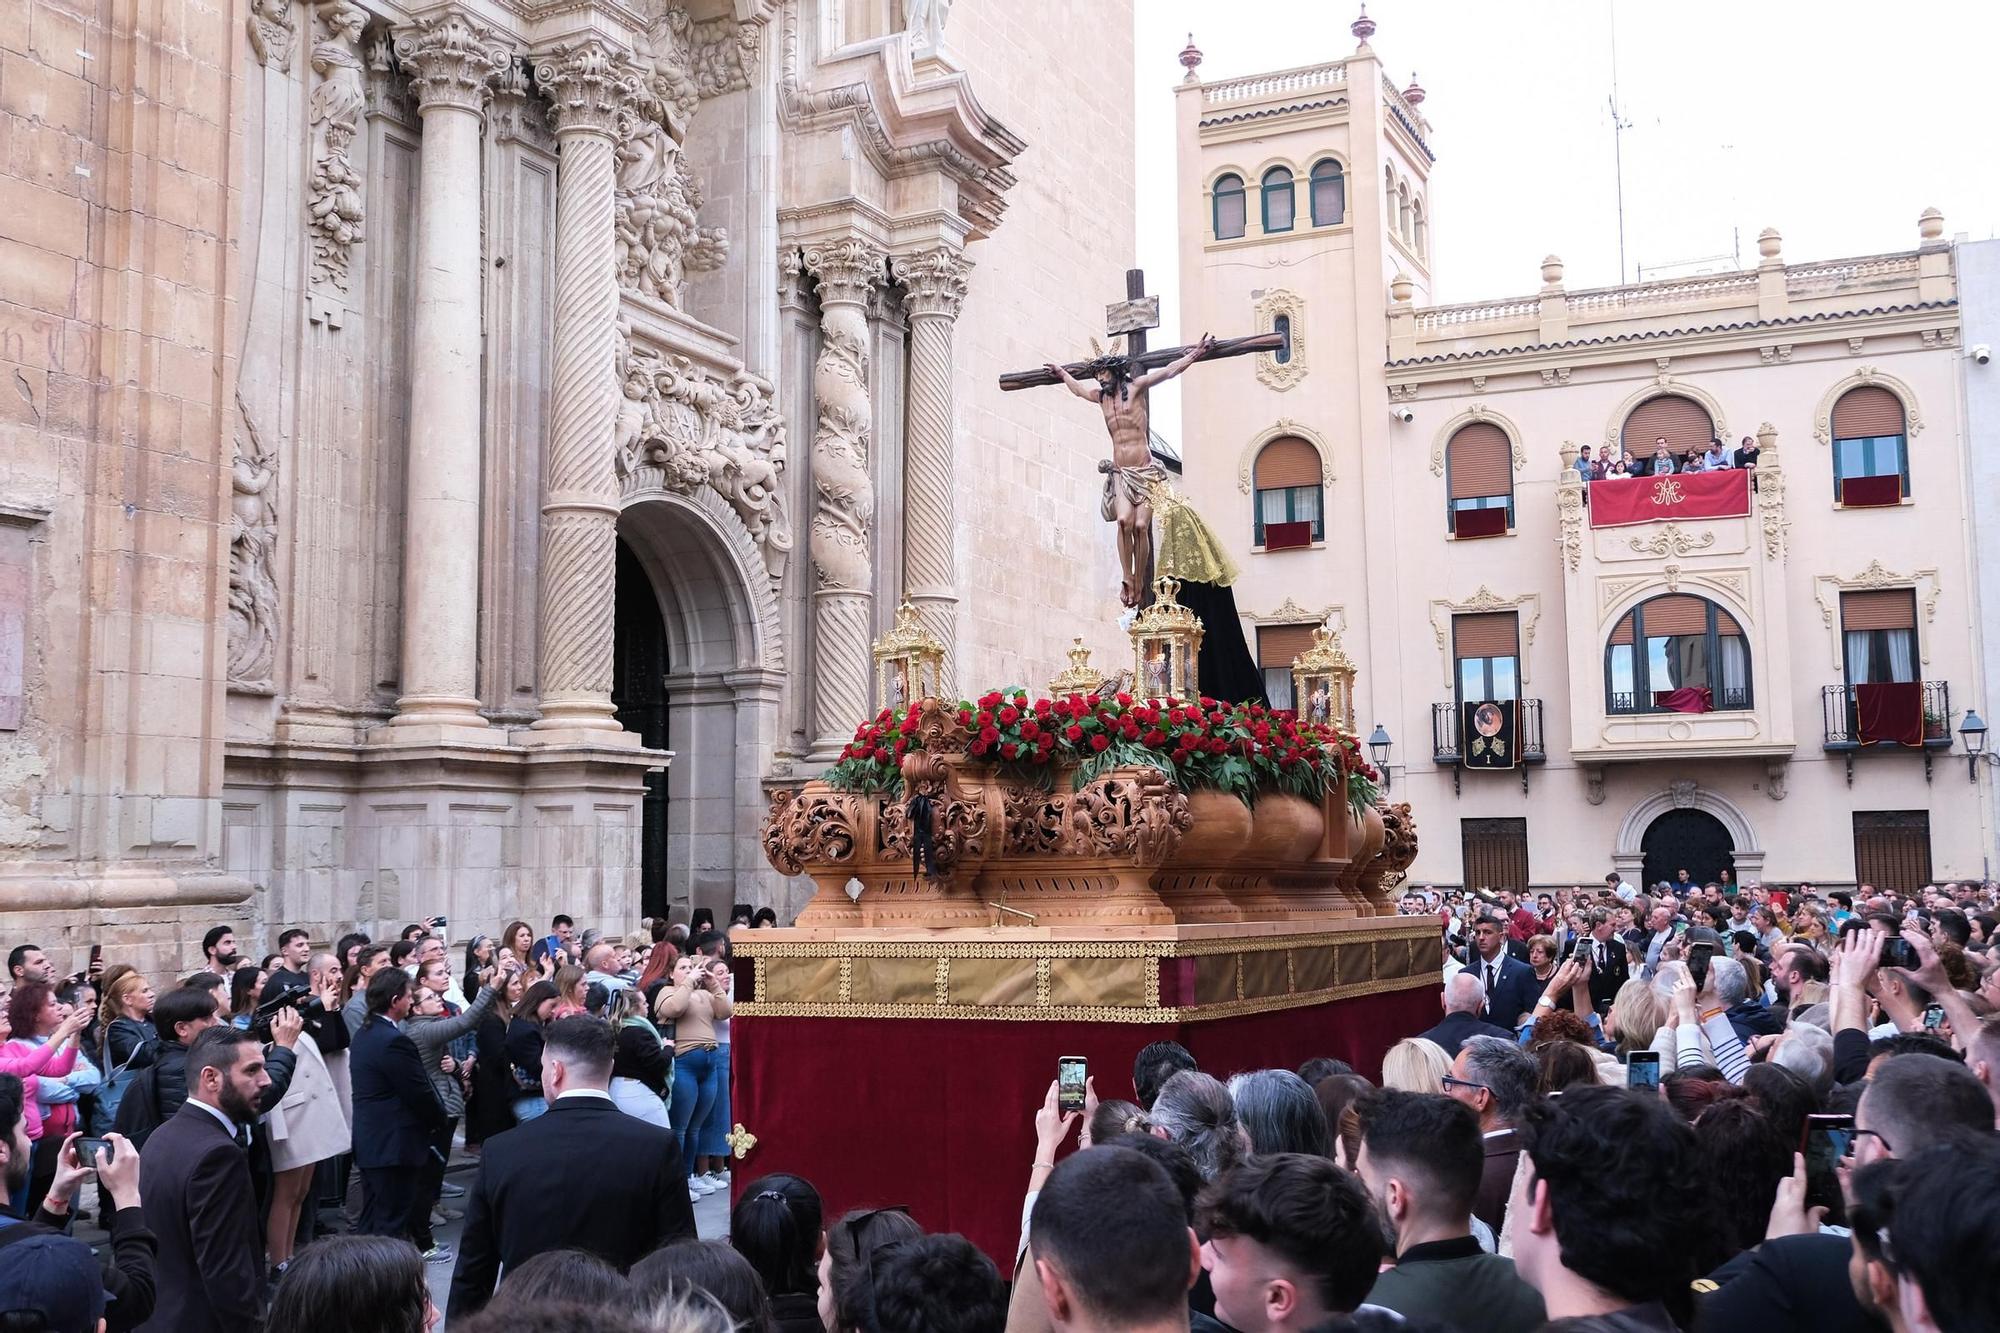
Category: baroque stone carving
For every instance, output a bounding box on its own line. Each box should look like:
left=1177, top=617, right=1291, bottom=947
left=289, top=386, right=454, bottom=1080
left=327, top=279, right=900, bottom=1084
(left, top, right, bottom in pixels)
left=900, top=247, right=970, bottom=319
left=803, top=239, right=884, bottom=593
left=1627, top=525, right=1715, bottom=558
left=1427, top=588, right=1541, bottom=685
left=1003, top=786, right=1069, bottom=856
left=1554, top=455, right=1584, bottom=572
left=307, top=4, right=368, bottom=299
left=762, top=788, right=858, bottom=877
left=535, top=39, right=645, bottom=138
left=1753, top=422, right=1789, bottom=562
left=247, top=0, right=298, bottom=68
left=393, top=13, right=513, bottom=112
left=1668, top=779, right=1699, bottom=809
left=1237, top=420, right=1333, bottom=495
left=877, top=753, right=988, bottom=881
left=228, top=390, right=280, bottom=690
left=613, top=332, right=793, bottom=577
left=1810, top=367, right=1924, bottom=446
left=1253, top=288, right=1307, bottom=391
left=1371, top=801, right=1419, bottom=892
left=1066, top=769, right=1191, bottom=867
left=613, top=5, right=756, bottom=305
left=906, top=0, right=955, bottom=52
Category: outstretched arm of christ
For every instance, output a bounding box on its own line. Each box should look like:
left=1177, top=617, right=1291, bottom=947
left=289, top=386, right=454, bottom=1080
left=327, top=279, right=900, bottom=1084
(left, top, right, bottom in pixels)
left=1132, top=332, right=1215, bottom=392
left=1044, top=361, right=1101, bottom=402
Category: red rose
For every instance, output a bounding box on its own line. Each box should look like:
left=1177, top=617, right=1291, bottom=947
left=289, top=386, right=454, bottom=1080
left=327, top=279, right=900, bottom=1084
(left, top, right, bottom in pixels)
left=1143, top=729, right=1166, bottom=747
left=1083, top=694, right=1101, bottom=709
left=1253, top=723, right=1271, bottom=741
left=893, top=738, right=908, bottom=756
left=869, top=746, right=887, bottom=761
left=1034, top=698, right=1053, bottom=716
left=1021, top=720, right=1041, bottom=741
left=998, top=706, right=1019, bottom=725
left=1000, top=742, right=1020, bottom=760
left=1168, top=708, right=1186, bottom=725
left=978, top=691, right=1001, bottom=708
left=877, top=708, right=893, bottom=723
left=956, top=708, right=972, bottom=725
left=1115, top=692, right=1133, bottom=706
left=839, top=745, right=854, bottom=760
left=1207, top=738, right=1227, bottom=755
left=1121, top=721, right=1141, bottom=741
left=901, top=713, right=920, bottom=735
left=1014, top=693, right=1029, bottom=707
left=1090, top=734, right=1110, bottom=752
left=980, top=725, right=1000, bottom=745
left=969, top=739, right=989, bottom=756
left=1064, top=723, right=1084, bottom=743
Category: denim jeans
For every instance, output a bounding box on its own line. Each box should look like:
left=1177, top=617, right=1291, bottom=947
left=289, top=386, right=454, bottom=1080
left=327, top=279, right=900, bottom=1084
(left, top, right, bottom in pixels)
left=668, top=1046, right=719, bottom=1173
left=512, top=1096, right=547, bottom=1123
left=698, top=1044, right=731, bottom=1159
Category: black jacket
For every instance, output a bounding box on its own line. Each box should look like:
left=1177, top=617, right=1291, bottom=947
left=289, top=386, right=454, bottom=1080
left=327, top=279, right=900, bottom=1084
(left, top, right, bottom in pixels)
left=1695, top=1234, right=1876, bottom=1333
left=1418, top=1011, right=1515, bottom=1058
left=1468, top=953, right=1540, bottom=1031
left=1724, top=999, right=1784, bottom=1046
left=1584, top=934, right=1632, bottom=1013
left=465, top=1010, right=517, bottom=1146
left=613, top=1021, right=670, bottom=1096
left=3, top=1202, right=158, bottom=1332
left=1365, top=1235, right=1545, bottom=1333
left=134, top=1103, right=264, bottom=1333
left=115, top=1038, right=296, bottom=1150
left=447, top=1093, right=696, bottom=1320
left=350, top=1014, right=449, bottom=1170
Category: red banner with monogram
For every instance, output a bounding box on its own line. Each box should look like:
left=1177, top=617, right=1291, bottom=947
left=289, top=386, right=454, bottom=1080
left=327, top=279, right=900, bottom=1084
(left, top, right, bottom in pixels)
left=1589, top=470, right=1751, bottom=527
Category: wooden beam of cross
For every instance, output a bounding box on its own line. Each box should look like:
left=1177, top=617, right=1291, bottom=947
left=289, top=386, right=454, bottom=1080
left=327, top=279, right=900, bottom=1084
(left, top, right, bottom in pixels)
left=997, top=268, right=1285, bottom=391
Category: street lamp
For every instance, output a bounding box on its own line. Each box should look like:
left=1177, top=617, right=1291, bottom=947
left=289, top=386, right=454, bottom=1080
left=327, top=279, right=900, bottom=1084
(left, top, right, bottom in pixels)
left=1961, top=709, right=1988, bottom=783
left=1368, top=723, right=1393, bottom=791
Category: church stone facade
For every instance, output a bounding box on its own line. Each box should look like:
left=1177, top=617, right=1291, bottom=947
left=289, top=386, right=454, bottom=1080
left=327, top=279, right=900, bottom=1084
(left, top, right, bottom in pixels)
left=0, top=0, right=1134, bottom=975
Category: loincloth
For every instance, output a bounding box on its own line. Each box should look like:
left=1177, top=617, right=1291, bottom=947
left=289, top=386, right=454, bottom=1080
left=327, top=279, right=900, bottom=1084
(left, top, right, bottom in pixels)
left=1099, top=461, right=1167, bottom=522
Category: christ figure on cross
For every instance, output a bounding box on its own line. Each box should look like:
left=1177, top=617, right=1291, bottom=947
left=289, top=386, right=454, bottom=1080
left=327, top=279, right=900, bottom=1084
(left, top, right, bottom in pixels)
left=1044, top=336, right=1214, bottom=607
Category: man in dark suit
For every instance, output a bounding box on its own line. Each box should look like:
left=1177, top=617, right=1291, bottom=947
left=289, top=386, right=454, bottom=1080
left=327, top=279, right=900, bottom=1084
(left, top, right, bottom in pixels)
left=134, top=1026, right=269, bottom=1333
left=1419, top=973, right=1514, bottom=1057
left=1580, top=908, right=1630, bottom=1015
left=1465, top=913, right=1538, bottom=1031
left=350, top=967, right=449, bottom=1249
left=448, top=1015, right=697, bottom=1320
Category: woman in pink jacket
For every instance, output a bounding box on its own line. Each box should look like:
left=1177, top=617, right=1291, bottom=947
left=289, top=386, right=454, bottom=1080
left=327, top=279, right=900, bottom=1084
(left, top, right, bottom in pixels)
left=0, top=980, right=94, bottom=1213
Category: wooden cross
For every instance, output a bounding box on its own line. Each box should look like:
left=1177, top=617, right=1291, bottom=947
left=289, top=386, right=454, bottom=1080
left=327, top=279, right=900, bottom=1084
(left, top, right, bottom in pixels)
left=997, top=268, right=1285, bottom=391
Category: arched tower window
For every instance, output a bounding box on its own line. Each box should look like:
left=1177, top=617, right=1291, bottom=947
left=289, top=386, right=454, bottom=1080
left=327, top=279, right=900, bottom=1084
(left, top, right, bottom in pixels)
left=1212, top=173, right=1246, bottom=240
left=1397, top=182, right=1411, bottom=241
left=1261, top=167, right=1296, bottom=233
left=1309, top=159, right=1345, bottom=226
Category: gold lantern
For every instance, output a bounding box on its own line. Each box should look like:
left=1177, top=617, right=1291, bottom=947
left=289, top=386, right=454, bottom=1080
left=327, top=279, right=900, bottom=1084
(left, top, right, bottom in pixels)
left=872, top=600, right=946, bottom=708
left=1290, top=624, right=1357, bottom=731
left=1047, top=637, right=1106, bottom=699
left=1129, top=576, right=1205, bottom=702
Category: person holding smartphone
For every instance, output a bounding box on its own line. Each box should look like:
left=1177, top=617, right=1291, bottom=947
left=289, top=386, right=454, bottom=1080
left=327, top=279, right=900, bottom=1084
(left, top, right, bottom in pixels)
left=654, top=955, right=732, bottom=1202
left=17, top=1123, right=155, bottom=1331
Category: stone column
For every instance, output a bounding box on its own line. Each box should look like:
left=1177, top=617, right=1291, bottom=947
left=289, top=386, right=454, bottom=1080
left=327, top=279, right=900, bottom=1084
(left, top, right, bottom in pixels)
left=898, top=247, right=971, bottom=694
left=388, top=13, right=512, bottom=731
left=803, top=238, right=885, bottom=756
left=528, top=41, right=643, bottom=735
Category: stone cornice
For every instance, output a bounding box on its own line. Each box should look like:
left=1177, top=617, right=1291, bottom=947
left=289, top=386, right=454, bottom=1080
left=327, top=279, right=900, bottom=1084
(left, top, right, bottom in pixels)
left=394, top=10, right=515, bottom=113
left=803, top=238, right=886, bottom=306
left=532, top=37, right=645, bottom=136
left=897, top=247, right=970, bottom=320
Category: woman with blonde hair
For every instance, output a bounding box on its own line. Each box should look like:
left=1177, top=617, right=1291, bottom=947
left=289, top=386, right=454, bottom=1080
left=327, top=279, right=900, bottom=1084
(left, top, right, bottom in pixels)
left=550, top=964, right=588, bottom=1019
left=1603, top=977, right=1663, bottom=1055
left=607, top=986, right=671, bottom=1128
left=1380, top=1036, right=1451, bottom=1094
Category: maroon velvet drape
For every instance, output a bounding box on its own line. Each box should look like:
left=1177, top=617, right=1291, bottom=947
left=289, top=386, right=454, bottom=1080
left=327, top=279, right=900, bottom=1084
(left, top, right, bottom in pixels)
left=1653, top=686, right=1713, bottom=714
left=730, top=983, right=1439, bottom=1270
left=1856, top=681, right=1923, bottom=746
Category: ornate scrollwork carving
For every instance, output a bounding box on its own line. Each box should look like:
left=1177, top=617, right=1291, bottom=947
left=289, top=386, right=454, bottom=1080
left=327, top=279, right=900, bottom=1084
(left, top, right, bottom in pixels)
left=882, top=753, right=988, bottom=881
left=1627, top=524, right=1716, bottom=558
left=1065, top=770, right=1191, bottom=867
left=534, top=38, right=646, bottom=138
left=1004, top=786, right=1070, bottom=856
left=1555, top=460, right=1584, bottom=573
left=392, top=12, right=513, bottom=112
left=307, top=4, right=368, bottom=300
left=1373, top=801, right=1419, bottom=891
left=228, top=390, right=280, bottom=691
left=614, top=332, right=792, bottom=577
left=899, top=247, right=971, bottom=321
left=762, top=787, right=857, bottom=877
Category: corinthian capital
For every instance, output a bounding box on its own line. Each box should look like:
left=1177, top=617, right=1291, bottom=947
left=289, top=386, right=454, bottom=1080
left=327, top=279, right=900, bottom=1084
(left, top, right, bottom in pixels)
left=803, top=238, right=886, bottom=307
left=899, top=247, right=972, bottom=320
left=393, top=11, right=514, bottom=113
left=533, top=39, right=645, bottom=138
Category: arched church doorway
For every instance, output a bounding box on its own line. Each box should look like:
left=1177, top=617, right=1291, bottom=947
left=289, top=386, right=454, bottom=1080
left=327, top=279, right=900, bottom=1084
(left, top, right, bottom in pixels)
left=1641, top=809, right=1734, bottom=889
left=612, top=538, right=671, bottom=920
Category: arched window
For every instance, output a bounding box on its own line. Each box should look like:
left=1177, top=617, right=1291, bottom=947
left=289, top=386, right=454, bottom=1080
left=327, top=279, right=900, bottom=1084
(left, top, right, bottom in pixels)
left=1831, top=386, right=1909, bottom=505
left=1413, top=199, right=1427, bottom=256
left=1272, top=314, right=1292, bottom=364
left=1252, top=435, right=1323, bottom=548
left=1397, top=182, right=1411, bottom=241
left=1605, top=594, right=1750, bottom=714
left=1261, top=167, right=1295, bottom=233
left=1309, top=159, right=1345, bottom=226
left=1445, top=422, right=1513, bottom=538
left=1620, top=394, right=1715, bottom=472
left=1212, top=173, right=1246, bottom=240
left=1384, top=166, right=1397, bottom=230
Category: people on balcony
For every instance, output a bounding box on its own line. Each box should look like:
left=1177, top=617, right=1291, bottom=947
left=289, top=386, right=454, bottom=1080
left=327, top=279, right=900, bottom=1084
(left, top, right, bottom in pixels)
left=1573, top=445, right=1601, bottom=482
left=1731, top=434, right=1761, bottom=469
left=1696, top=438, right=1735, bottom=472
left=1603, top=451, right=1635, bottom=478
left=1647, top=439, right=1679, bottom=475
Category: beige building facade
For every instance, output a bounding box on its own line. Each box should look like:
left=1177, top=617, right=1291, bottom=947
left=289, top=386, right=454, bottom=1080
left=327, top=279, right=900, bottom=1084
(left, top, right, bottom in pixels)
left=0, top=0, right=1134, bottom=973
left=1173, top=15, right=1992, bottom=892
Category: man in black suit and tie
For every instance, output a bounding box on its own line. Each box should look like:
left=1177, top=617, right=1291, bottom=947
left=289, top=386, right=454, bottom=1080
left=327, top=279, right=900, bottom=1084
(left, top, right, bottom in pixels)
left=350, top=967, right=449, bottom=1248
left=1580, top=907, right=1631, bottom=1015
left=135, top=1026, right=270, bottom=1333
left=448, top=1015, right=697, bottom=1320
left=1465, top=912, right=1538, bottom=1031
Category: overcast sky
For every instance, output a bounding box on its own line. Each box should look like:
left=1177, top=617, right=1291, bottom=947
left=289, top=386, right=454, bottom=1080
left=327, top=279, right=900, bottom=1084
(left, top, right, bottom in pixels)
left=1130, top=0, right=2000, bottom=438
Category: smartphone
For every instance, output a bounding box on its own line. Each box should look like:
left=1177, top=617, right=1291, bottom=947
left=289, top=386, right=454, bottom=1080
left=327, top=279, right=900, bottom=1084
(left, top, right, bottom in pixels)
left=1057, top=1056, right=1087, bottom=1114
left=88, top=945, right=102, bottom=973
left=1625, top=1049, right=1661, bottom=1091
left=1879, top=936, right=1919, bottom=972
left=1801, top=1113, right=1855, bottom=1217
left=71, top=1137, right=113, bottom=1167
left=1570, top=936, right=1592, bottom=962
left=1923, top=1003, right=1946, bottom=1031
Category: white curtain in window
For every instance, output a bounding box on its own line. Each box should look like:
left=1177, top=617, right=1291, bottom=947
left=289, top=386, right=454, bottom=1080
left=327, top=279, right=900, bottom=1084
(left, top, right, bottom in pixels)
left=1719, top=637, right=1748, bottom=700
left=1844, top=630, right=1873, bottom=686
left=1258, top=489, right=1288, bottom=527
left=1290, top=485, right=1322, bottom=525
left=1264, top=668, right=1295, bottom=711
left=1885, top=629, right=1915, bottom=683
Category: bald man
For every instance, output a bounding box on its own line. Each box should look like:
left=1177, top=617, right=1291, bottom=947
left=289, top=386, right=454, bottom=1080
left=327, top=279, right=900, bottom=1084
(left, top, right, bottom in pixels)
left=1418, top=973, right=1514, bottom=1057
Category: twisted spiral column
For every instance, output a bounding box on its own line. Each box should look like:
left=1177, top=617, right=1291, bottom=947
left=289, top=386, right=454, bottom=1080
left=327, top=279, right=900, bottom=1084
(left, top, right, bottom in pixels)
left=899, top=247, right=970, bottom=697
left=388, top=13, right=513, bottom=728
left=530, top=42, right=642, bottom=732
left=803, top=238, right=885, bottom=755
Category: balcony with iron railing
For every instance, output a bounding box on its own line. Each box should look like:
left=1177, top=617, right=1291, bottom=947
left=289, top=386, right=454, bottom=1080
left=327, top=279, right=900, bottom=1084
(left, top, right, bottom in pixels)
left=1432, top=699, right=1545, bottom=794
left=1822, top=681, right=1954, bottom=783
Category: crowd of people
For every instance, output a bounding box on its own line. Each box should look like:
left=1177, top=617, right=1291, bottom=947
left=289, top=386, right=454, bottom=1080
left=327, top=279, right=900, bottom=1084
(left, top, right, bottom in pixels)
left=1574, top=433, right=1762, bottom=481
left=0, top=871, right=1995, bottom=1332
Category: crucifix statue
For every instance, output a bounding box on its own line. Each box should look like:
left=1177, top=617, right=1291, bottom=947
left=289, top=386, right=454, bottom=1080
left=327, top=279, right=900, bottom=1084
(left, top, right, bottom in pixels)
left=1001, top=269, right=1283, bottom=607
